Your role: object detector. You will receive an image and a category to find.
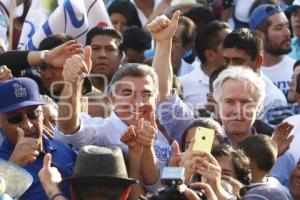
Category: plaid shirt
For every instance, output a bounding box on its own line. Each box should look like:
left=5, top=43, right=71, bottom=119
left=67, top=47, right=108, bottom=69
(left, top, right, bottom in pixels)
left=266, top=103, right=300, bottom=126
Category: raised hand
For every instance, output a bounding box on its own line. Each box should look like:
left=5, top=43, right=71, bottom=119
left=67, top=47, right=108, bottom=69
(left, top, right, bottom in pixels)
left=9, top=128, right=40, bottom=167
left=187, top=182, right=218, bottom=200
left=168, top=140, right=182, bottom=167
left=43, top=124, right=54, bottom=140
left=38, top=154, right=63, bottom=199
left=146, top=10, right=180, bottom=41
left=62, top=46, right=92, bottom=84
left=120, top=125, right=141, bottom=151
left=137, top=112, right=157, bottom=148
left=47, top=40, right=84, bottom=68
left=192, top=152, right=222, bottom=187
left=273, top=122, right=294, bottom=157
left=192, top=152, right=230, bottom=200
left=0, top=65, right=13, bottom=83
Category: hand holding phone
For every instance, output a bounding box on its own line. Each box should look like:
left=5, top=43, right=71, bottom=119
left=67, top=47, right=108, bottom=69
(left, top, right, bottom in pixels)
left=192, top=127, right=214, bottom=153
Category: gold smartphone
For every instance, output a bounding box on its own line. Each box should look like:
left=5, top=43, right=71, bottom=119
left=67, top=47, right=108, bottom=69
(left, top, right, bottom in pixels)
left=192, top=127, right=215, bottom=152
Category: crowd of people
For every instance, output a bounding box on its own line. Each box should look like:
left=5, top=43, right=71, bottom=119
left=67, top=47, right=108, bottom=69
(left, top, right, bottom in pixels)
left=0, top=0, right=300, bottom=200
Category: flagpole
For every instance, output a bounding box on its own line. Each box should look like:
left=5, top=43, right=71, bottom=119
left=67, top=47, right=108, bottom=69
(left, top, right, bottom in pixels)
left=8, top=0, right=15, bottom=50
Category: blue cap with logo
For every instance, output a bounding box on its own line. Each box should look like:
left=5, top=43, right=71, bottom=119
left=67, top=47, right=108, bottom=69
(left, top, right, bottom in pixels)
left=286, top=0, right=300, bottom=13
left=249, top=4, right=282, bottom=30
left=0, top=78, right=44, bottom=113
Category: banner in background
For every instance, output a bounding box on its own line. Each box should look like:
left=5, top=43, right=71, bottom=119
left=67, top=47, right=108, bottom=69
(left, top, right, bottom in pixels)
left=18, top=0, right=112, bottom=50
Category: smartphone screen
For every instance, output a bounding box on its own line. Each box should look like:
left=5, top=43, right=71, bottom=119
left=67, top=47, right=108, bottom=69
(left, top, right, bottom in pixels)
left=192, top=127, right=215, bottom=152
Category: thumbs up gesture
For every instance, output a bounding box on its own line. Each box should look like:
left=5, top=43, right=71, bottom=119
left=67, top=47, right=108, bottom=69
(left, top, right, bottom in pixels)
left=146, top=10, right=180, bottom=41
left=39, top=153, right=63, bottom=198
left=9, top=127, right=41, bottom=167
left=62, top=46, right=92, bottom=84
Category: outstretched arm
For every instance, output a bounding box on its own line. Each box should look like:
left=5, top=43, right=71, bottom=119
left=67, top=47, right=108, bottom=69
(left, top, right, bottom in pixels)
left=0, top=40, right=83, bottom=76
left=58, top=46, right=92, bottom=134
left=147, top=11, right=180, bottom=101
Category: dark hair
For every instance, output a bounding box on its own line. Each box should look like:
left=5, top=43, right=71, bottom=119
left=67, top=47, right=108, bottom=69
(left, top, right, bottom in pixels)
left=293, top=60, right=300, bottom=70
left=209, top=65, right=228, bottom=93
left=110, top=63, right=158, bottom=94
left=238, top=135, right=277, bottom=173
left=183, top=6, right=216, bottom=32
left=72, top=183, right=124, bottom=200
left=38, top=34, right=74, bottom=50
left=120, top=26, right=151, bottom=52
left=86, top=26, right=123, bottom=47
left=178, top=16, right=197, bottom=47
left=181, top=118, right=224, bottom=151
left=223, top=28, right=263, bottom=60
left=212, top=144, right=251, bottom=185
left=108, top=0, right=142, bottom=28
left=194, top=21, right=230, bottom=63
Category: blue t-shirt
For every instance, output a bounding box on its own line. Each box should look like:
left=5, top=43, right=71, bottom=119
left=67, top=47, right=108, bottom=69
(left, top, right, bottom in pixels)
left=0, top=134, right=76, bottom=200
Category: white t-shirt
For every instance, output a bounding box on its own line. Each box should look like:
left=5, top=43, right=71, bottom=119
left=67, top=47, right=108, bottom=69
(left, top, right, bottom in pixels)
left=177, top=59, right=195, bottom=77
left=258, top=72, right=287, bottom=122
left=130, top=0, right=161, bottom=26
left=179, top=66, right=209, bottom=110
left=283, top=115, right=300, bottom=163
left=261, top=56, right=295, bottom=97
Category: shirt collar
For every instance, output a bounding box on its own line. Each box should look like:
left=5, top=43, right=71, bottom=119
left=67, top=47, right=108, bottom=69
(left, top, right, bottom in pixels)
left=110, top=111, right=128, bottom=131
left=222, top=126, right=257, bottom=146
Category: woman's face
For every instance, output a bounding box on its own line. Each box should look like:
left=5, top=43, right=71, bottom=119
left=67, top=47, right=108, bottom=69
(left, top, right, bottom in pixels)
left=110, top=12, right=128, bottom=32
left=216, top=155, right=237, bottom=179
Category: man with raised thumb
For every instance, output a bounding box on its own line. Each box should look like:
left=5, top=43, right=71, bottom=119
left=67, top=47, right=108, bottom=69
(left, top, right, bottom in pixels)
left=0, top=77, right=76, bottom=200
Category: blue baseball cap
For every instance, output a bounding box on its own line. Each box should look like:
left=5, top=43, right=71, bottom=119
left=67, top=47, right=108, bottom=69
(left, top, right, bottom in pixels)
left=286, top=0, right=300, bottom=13
left=249, top=4, right=282, bottom=30
left=0, top=78, right=44, bottom=113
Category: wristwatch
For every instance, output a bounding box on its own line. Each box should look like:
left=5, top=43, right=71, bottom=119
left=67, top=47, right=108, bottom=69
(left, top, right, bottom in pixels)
left=40, top=50, right=49, bottom=66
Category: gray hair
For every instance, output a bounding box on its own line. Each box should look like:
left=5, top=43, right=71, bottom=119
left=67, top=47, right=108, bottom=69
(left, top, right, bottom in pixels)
left=213, top=66, right=265, bottom=108
left=110, top=63, right=158, bottom=94
left=40, top=95, right=58, bottom=111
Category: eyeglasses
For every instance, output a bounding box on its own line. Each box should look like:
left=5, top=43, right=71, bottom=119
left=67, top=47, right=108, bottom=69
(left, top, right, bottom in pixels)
left=5, top=109, right=42, bottom=124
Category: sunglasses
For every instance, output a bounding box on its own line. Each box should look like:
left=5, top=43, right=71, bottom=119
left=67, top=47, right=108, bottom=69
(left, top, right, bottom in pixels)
left=5, top=109, right=42, bottom=124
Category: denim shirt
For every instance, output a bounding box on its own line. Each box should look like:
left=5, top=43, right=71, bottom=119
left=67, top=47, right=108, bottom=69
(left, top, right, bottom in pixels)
left=0, top=133, right=76, bottom=200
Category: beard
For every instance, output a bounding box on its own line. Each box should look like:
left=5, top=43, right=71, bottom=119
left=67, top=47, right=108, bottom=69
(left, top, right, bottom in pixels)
left=264, top=34, right=292, bottom=56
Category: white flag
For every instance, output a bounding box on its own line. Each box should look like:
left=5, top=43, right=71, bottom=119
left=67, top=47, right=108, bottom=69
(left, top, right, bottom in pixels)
left=18, top=0, right=112, bottom=50
left=17, top=0, right=57, bottom=50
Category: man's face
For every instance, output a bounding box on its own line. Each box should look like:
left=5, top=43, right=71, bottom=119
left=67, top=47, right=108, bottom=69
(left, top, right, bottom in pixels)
left=40, top=67, right=64, bottom=96
left=223, top=48, right=260, bottom=73
left=171, top=25, right=189, bottom=71
left=110, top=75, right=157, bottom=127
left=290, top=160, right=300, bottom=199
left=288, top=66, right=300, bottom=101
left=264, top=13, right=291, bottom=55
left=42, top=104, right=58, bottom=130
left=211, top=28, right=232, bottom=67
left=90, top=35, right=122, bottom=82
left=0, top=106, right=43, bottom=145
left=291, top=8, right=300, bottom=37
left=217, top=79, right=259, bottom=144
